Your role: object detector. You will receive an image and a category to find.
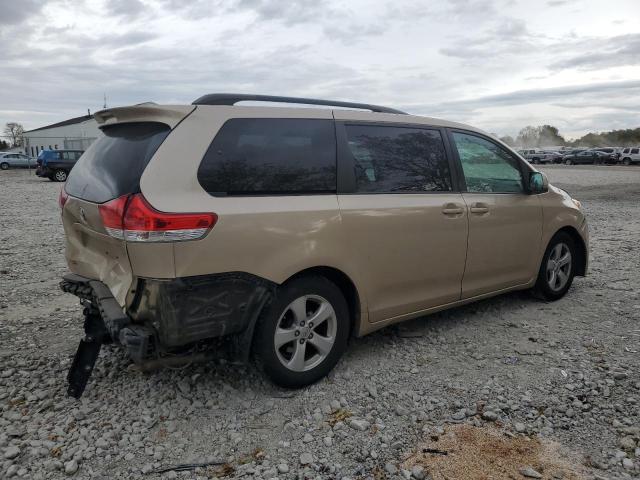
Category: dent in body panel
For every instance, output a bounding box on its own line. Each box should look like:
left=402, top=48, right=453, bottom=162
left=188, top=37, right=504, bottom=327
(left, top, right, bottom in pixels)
left=127, top=242, right=175, bottom=279
left=62, top=198, right=133, bottom=306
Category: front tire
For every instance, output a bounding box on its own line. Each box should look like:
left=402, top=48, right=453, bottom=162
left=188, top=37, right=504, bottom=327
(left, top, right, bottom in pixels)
left=623, top=158, right=632, bottom=166
left=0, top=162, right=9, bottom=170
left=253, top=275, right=349, bottom=388
left=564, top=159, right=573, bottom=165
left=533, top=232, right=576, bottom=301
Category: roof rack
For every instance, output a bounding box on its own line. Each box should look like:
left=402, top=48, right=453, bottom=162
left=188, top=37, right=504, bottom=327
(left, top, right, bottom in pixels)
left=191, top=93, right=407, bottom=114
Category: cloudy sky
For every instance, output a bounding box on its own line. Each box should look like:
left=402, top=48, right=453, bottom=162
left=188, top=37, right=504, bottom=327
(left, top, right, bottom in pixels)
left=1, top=0, right=638, bottom=139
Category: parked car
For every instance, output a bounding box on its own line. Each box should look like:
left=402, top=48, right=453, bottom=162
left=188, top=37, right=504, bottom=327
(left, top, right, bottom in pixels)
left=35, top=149, right=84, bottom=181
left=518, top=149, right=554, bottom=164
left=591, top=147, right=620, bottom=163
left=59, top=94, right=589, bottom=398
left=0, top=152, right=36, bottom=169
left=619, top=147, right=640, bottom=165
left=541, top=150, right=565, bottom=163
left=562, top=150, right=604, bottom=165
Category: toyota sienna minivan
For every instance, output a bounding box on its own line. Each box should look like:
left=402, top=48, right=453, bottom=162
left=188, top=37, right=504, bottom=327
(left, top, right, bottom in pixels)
left=58, top=94, right=588, bottom=397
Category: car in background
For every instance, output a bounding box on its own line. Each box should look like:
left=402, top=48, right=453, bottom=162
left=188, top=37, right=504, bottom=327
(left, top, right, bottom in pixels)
left=0, top=152, right=36, bottom=170
left=563, top=150, right=608, bottom=165
left=619, top=147, right=640, bottom=165
left=540, top=150, right=565, bottom=163
left=591, top=147, right=620, bottom=163
left=35, top=149, right=84, bottom=182
left=517, top=149, right=555, bottom=164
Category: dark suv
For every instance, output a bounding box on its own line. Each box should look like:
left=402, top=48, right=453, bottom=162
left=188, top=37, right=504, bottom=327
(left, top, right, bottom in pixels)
left=35, top=149, right=84, bottom=182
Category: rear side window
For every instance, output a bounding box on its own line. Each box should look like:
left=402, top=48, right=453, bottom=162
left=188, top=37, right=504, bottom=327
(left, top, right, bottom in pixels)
left=65, top=122, right=170, bottom=203
left=344, top=125, right=452, bottom=193
left=198, top=119, right=336, bottom=195
left=632, top=148, right=639, bottom=154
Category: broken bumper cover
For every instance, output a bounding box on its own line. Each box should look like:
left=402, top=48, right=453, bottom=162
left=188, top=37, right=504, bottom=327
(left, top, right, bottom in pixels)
left=61, top=273, right=130, bottom=341
left=60, top=272, right=275, bottom=398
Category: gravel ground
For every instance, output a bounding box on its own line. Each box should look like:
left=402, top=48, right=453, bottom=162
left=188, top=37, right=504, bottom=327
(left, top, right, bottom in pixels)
left=0, top=165, right=639, bottom=480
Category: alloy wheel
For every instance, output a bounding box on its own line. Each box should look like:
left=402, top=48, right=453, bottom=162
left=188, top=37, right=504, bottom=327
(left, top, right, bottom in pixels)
left=546, top=242, right=572, bottom=292
left=274, top=295, right=337, bottom=372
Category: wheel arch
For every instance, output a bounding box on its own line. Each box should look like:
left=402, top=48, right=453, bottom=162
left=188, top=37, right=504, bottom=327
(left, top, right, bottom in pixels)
left=553, top=226, right=587, bottom=276
left=283, top=266, right=363, bottom=337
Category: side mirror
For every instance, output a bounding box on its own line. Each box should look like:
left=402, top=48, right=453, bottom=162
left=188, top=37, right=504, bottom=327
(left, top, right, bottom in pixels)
left=529, top=171, right=548, bottom=194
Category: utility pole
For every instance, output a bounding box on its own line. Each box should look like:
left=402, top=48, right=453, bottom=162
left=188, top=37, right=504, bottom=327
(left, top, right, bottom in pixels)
left=103, top=93, right=107, bottom=109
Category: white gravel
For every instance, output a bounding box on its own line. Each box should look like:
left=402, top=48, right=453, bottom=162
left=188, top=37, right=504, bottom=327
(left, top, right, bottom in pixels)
left=1, top=165, right=639, bottom=479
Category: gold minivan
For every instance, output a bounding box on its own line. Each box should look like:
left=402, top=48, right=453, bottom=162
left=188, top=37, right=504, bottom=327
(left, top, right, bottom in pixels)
left=59, top=94, right=588, bottom=397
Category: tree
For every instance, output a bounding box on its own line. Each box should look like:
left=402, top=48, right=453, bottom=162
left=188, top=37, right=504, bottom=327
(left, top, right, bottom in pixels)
left=0, top=140, right=9, bottom=151
left=3, top=122, right=24, bottom=147
left=515, top=125, right=566, bottom=148
left=499, top=135, right=515, bottom=146
left=516, top=126, right=540, bottom=148
left=537, top=125, right=566, bottom=147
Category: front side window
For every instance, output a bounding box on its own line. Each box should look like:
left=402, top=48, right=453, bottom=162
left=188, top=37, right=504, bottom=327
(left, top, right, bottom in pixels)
left=198, top=119, right=336, bottom=195
left=344, top=125, right=452, bottom=193
left=452, top=132, right=523, bottom=193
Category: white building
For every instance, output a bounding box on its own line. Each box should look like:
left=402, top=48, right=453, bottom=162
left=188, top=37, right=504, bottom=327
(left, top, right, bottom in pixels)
left=23, top=114, right=102, bottom=157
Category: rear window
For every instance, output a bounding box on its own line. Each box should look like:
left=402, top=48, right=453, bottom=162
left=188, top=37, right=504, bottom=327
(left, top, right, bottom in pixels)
left=65, top=122, right=170, bottom=203
left=197, top=118, right=336, bottom=195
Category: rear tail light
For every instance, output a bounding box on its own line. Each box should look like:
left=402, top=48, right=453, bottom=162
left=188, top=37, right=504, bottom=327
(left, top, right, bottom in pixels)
left=59, top=188, right=69, bottom=209
left=98, top=194, right=217, bottom=242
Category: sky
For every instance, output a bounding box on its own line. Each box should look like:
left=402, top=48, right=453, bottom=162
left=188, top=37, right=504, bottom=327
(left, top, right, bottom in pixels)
left=0, top=0, right=639, bottom=140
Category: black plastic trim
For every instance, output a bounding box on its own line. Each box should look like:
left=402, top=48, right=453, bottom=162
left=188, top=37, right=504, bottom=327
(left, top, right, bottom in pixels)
left=192, top=93, right=407, bottom=114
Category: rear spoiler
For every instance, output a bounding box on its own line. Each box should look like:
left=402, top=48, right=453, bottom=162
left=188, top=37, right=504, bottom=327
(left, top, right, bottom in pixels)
left=93, top=104, right=195, bottom=129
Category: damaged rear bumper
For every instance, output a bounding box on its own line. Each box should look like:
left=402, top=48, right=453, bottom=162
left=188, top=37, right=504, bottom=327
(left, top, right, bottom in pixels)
left=60, top=272, right=275, bottom=397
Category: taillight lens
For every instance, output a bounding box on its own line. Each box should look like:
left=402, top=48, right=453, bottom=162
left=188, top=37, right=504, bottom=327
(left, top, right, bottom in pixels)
left=98, top=194, right=217, bottom=242
left=59, top=188, right=69, bottom=209
left=98, top=194, right=129, bottom=239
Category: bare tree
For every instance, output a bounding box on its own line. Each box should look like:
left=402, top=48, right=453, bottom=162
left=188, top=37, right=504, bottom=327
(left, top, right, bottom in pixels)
left=3, top=122, right=24, bottom=147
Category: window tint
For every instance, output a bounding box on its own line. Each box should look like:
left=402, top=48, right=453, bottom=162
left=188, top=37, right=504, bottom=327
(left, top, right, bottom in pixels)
left=452, top=132, right=523, bottom=193
left=65, top=123, right=170, bottom=203
left=344, top=125, right=452, bottom=193
left=631, top=148, right=639, bottom=154
left=198, top=119, right=336, bottom=195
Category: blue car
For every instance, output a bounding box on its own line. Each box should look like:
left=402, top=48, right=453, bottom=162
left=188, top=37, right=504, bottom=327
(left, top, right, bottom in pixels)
left=35, top=150, right=84, bottom=182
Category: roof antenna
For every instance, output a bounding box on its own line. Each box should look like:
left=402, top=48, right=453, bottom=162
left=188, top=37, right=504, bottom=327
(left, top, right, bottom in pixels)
left=103, top=93, right=107, bottom=109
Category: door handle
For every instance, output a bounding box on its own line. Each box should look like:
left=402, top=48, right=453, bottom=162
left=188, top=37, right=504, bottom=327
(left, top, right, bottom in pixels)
left=442, top=203, right=464, bottom=216
left=470, top=202, right=489, bottom=214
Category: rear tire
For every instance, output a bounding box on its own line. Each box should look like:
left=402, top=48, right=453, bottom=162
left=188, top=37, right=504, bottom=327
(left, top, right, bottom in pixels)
left=623, top=158, right=632, bottom=166
left=533, top=232, right=576, bottom=301
left=532, top=158, right=539, bottom=164
left=53, top=169, right=67, bottom=182
left=564, top=159, right=573, bottom=165
left=253, top=275, right=349, bottom=388
left=0, top=162, right=9, bottom=170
